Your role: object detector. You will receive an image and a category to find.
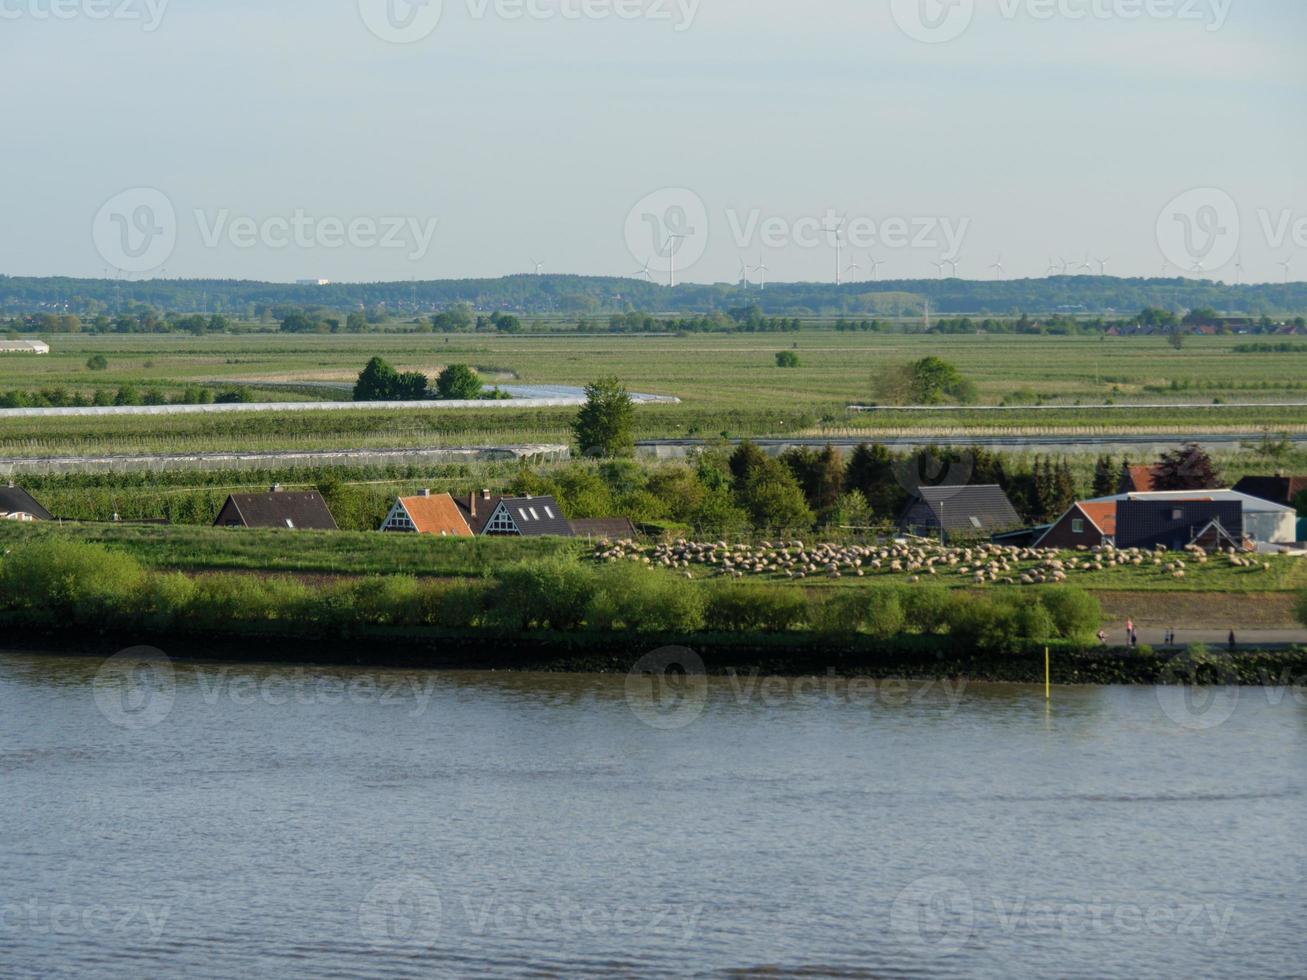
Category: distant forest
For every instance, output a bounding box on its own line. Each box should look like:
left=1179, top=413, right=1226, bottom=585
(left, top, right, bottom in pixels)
left=2, top=273, right=1305, bottom=320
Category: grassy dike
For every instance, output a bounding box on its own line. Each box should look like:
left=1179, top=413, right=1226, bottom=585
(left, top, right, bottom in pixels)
left=2, top=537, right=1304, bottom=684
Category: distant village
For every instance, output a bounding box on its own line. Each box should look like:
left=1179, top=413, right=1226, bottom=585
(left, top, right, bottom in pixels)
left=4, top=462, right=1304, bottom=556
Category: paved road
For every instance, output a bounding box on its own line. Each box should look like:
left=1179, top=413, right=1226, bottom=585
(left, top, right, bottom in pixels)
left=1102, top=626, right=1307, bottom=650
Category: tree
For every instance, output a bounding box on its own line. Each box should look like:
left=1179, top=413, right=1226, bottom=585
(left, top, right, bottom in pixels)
left=1091, top=455, right=1116, bottom=498
left=738, top=458, right=814, bottom=532
left=877, top=356, right=978, bottom=405
left=775, top=351, right=800, bottom=368
left=1153, top=443, right=1222, bottom=491
left=1167, top=327, right=1186, bottom=350
left=844, top=442, right=902, bottom=518
left=395, top=371, right=429, bottom=400
left=85, top=354, right=108, bottom=371
left=345, top=311, right=368, bottom=333
left=572, top=377, right=635, bottom=458
left=729, top=440, right=770, bottom=492
left=436, top=364, right=482, bottom=400
left=354, top=356, right=400, bottom=401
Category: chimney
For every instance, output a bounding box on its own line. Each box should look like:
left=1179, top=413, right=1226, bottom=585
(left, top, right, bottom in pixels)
left=468, top=492, right=477, bottom=518
left=421, top=488, right=431, bottom=497
left=481, top=488, right=491, bottom=500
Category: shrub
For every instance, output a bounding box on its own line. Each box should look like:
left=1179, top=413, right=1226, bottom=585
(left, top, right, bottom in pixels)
left=349, top=575, right=422, bottom=626
left=1039, top=587, right=1102, bottom=642
left=863, top=588, right=905, bottom=640
left=813, top=591, right=868, bottom=635
left=946, top=591, right=1053, bottom=654
left=132, top=572, right=196, bottom=630
left=86, top=354, right=108, bottom=371
left=0, top=540, right=143, bottom=625
left=486, top=558, right=596, bottom=631
left=901, top=585, right=952, bottom=634
left=705, top=581, right=807, bottom=632
left=587, top=564, right=704, bottom=633
left=775, top=351, right=800, bottom=368
left=426, top=583, right=487, bottom=629
left=435, top=364, right=482, bottom=400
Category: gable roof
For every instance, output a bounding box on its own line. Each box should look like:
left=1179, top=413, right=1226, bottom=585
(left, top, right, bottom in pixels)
left=1120, top=464, right=1162, bottom=493
left=0, top=484, right=52, bottom=521
left=902, top=485, right=1022, bottom=533
left=1085, top=489, right=1294, bottom=515
left=218, top=491, right=337, bottom=530
left=394, top=494, right=472, bottom=536
left=455, top=494, right=572, bottom=536
left=1231, top=476, right=1307, bottom=508
left=1077, top=501, right=1118, bottom=536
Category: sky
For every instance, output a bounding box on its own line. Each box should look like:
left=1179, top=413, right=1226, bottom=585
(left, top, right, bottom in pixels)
left=2, top=0, right=1304, bottom=284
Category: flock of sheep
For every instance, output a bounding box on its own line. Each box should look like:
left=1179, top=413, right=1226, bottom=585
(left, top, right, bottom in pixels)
left=589, top=538, right=1273, bottom=586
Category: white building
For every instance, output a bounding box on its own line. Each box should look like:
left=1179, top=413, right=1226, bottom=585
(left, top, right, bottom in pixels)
left=0, top=340, right=49, bottom=354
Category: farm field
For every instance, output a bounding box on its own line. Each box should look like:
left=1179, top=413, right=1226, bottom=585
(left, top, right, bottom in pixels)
left=3, top=331, right=1307, bottom=458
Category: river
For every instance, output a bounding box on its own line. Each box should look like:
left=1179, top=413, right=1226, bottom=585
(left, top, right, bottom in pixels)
left=1, top=651, right=1303, bottom=979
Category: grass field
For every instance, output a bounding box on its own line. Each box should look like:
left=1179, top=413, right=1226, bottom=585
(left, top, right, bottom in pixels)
left=4, top=332, right=1307, bottom=458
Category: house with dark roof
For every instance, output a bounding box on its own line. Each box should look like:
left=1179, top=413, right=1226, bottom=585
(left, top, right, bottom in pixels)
left=214, top=486, right=338, bottom=531
left=0, top=483, right=53, bottom=522
left=455, top=490, right=573, bottom=537
left=898, top=485, right=1022, bottom=538
left=380, top=491, right=473, bottom=536
left=1115, top=498, right=1243, bottom=552
left=1232, top=475, right=1307, bottom=510
left=1036, top=501, right=1118, bottom=549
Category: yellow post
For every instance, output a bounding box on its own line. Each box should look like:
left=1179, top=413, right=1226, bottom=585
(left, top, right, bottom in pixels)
left=1045, top=647, right=1051, bottom=701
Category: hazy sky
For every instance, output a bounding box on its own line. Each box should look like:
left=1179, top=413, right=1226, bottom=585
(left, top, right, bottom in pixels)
left=3, top=0, right=1304, bottom=284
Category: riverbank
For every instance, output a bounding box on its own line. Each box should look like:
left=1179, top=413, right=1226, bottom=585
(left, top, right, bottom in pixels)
left=7, top=626, right=1305, bottom=685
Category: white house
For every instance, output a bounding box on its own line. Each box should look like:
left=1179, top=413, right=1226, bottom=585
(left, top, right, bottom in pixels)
left=0, top=340, right=49, bottom=354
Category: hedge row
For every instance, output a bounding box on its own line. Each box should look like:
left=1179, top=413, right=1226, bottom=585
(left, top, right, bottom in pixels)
left=0, top=540, right=1104, bottom=653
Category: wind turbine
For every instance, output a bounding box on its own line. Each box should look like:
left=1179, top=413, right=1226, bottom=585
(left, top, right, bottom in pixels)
left=751, top=248, right=770, bottom=290
left=825, top=219, right=845, bottom=285
left=1078, top=253, right=1094, bottom=274
left=634, top=258, right=654, bottom=282
left=844, top=262, right=862, bottom=282
left=945, top=256, right=961, bottom=278
left=1096, top=256, right=1110, bottom=276
left=1058, top=257, right=1070, bottom=275
left=867, top=255, right=884, bottom=281
left=738, top=255, right=753, bottom=288
left=1046, top=256, right=1059, bottom=276
left=989, top=254, right=1005, bottom=279
left=664, top=234, right=686, bottom=288
left=1280, top=256, right=1294, bottom=283
left=931, top=260, right=946, bottom=279
left=530, top=257, right=544, bottom=276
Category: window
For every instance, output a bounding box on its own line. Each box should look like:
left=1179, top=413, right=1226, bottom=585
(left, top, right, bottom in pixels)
left=968, top=516, right=983, bottom=529
left=1171, top=508, right=1184, bottom=520
left=486, top=506, right=519, bottom=534
left=285, top=519, right=295, bottom=529
left=1072, top=519, right=1085, bottom=534
left=544, top=506, right=555, bottom=519
left=529, top=507, right=539, bottom=520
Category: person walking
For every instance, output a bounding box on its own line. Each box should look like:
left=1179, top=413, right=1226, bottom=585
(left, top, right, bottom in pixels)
left=1126, top=617, right=1134, bottom=647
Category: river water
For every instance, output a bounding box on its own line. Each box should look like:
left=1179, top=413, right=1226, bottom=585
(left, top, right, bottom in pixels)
left=1, top=651, right=1303, bottom=979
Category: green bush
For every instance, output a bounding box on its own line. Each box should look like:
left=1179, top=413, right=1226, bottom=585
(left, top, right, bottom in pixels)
left=425, top=582, right=487, bottom=629
left=348, top=575, right=422, bottom=625
left=586, top=564, right=705, bottom=633
left=132, top=572, right=197, bottom=630
left=486, top=558, right=596, bottom=631
left=706, top=581, right=807, bottom=632
left=1039, top=587, right=1102, bottom=642
left=901, top=584, right=952, bottom=635
left=864, top=588, right=906, bottom=640
left=945, top=591, right=1054, bottom=654
left=813, top=591, right=868, bottom=635
left=0, top=540, right=143, bottom=625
